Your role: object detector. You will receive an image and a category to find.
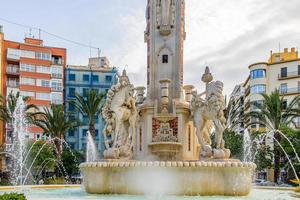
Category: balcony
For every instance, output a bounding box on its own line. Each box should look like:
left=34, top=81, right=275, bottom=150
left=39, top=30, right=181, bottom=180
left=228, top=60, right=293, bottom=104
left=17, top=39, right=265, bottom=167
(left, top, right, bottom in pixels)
left=7, top=81, right=19, bottom=88
left=52, top=56, right=63, bottom=65
left=6, top=65, right=20, bottom=75
left=7, top=48, right=20, bottom=60
left=51, top=99, right=63, bottom=105
left=278, top=71, right=300, bottom=80
left=51, top=73, right=63, bottom=79
left=51, top=86, right=63, bottom=92
left=279, top=87, right=300, bottom=95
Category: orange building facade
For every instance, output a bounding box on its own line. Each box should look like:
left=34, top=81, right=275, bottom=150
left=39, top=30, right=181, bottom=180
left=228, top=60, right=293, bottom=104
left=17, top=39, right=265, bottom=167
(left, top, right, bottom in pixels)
left=0, top=33, right=66, bottom=143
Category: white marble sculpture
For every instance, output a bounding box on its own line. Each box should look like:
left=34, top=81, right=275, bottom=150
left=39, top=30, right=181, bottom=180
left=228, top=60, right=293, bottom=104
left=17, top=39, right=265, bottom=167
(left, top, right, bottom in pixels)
left=191, top=67, right=231, bottom=159
left=102, top=70, right=138, bottom=160
left=156, top=0, right=175, bottom=35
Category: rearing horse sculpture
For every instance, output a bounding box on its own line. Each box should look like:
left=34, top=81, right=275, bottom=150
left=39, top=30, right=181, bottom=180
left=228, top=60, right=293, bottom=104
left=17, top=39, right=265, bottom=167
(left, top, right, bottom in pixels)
left=102, top=70, right=138, bottom=160
left=191, top=79, right=230, bottom=159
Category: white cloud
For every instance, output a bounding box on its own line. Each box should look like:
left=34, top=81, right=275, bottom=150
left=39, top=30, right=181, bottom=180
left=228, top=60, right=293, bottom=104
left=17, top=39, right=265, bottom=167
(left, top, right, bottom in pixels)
left=2, top=0, right=300, bottom=96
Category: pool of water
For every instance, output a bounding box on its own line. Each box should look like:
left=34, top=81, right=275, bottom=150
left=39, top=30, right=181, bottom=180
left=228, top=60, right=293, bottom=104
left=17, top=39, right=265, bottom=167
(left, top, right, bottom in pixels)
left=0, top=187, right=297, bottom=200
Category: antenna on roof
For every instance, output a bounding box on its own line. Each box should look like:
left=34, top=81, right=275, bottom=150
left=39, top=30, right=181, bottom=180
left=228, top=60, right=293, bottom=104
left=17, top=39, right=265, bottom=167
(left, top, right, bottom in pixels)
left=97, top=48, right=101, bottom=58
left=38, top=28, right=41, bottom=40
left=29, top=28, right=32, bottom=38
left=89, top=41, right=92, bottom=58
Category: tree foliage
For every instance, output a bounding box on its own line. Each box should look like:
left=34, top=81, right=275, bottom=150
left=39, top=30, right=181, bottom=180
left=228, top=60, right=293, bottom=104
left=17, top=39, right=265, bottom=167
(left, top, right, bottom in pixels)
left=247, top=90, right=300, bottom=183
left=0, top=91, right=37, bottom=124
left=223, top=130, right=243, bottom=159
left=61, top=148, right=84, bottom=177
left=25, top=140, right=56, bottom=176
left=70, top=90, right=106, bottom=138
left=31, top=104, right=79, bottom=159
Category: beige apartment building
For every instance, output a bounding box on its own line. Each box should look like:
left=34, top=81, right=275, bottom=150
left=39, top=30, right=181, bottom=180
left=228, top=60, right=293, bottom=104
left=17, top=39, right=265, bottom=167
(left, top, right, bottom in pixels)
left=229, top=48, right=299, bottom=181
left=242, top=47, right=300, bottom=132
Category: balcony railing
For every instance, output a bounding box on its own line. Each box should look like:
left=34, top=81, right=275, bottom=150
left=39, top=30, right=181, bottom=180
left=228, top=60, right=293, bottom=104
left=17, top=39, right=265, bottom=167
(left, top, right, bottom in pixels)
left=7, top=65, right=20, bottom=74
left=51, top=86, right=63, bottom=92
left=51, top=99, right=63, bottom=105
left=51, top=73, right=63, bottom=79
left=7, top=81, right=19, bottom=88
left=279, top=87, right=300, bottom=95
left=278, top=71, right=300, bottom=79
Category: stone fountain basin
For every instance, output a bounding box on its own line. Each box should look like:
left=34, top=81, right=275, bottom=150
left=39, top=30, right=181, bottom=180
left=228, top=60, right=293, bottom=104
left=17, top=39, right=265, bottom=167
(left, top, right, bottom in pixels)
left=80, top=160, right=256, bottom=196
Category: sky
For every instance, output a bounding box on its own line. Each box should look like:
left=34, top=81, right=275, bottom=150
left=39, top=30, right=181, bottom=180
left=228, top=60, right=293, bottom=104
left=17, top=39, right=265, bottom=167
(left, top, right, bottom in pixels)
left=1, top=0, right=300, bottom=96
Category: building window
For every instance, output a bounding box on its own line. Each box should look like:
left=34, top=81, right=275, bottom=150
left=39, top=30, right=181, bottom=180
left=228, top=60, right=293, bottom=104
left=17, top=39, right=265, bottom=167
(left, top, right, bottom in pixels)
left=250, top=69, right=266, bottom=79
left=139, top=127, right=142, bottom=151
left=36, top=79, right=50, bottom=87
left=282, top=100, right=288, bottom=110
left=20, top=63, right=35, bottom=72
left=69, top=115, right=76, bottom=121
left=91, top=88, right=98, bottom=94
left=92, top=75, right=99, bottom=82
left=281, top=67, right=287, bottom=78
left=36, top=65, right=50, bottom=74
left=69, top=130, right=75, bottom=137
left=20, top=77, right=35, bottom=86
left=69, top=103, right=75, bottom=111
left=69, top=88, right=76, bottom=97
left=36, top=92, right=50, bottom=101
left=95, top=130, right=99, bottom=137
left=51, top=92, right=63, bottom=104
left=36, top=52, right=51, bottom=61
left=280, top=83, right=287, bottom=94
left=69, top=143, right=75, bottom=149
left=52, top=56, right=63, bottom=65
left=51, top=66, right=63, bottom=78
left=20, top=91, right=35, bottom=98
left=83, top=88, right=89, bottom=97
left=82, top=115, right=89, bottom=125
left=69, top=74, right=76, bottom=81
left=250, top=84, right=266, bottom=94
left=188, top=125, right=191, bottom=151
left=162, top=55, right=168, bottom=63
left=83, top=74, right=90, bottom=82
left=295, top=117, right=300, bottom=128
left=51, top=80, right=63, bottom=91
left=82, top=129, right=88, bottom=137
left=251, top=100, right=264, bottom=111
left=105, top=75, right=112, bottom=83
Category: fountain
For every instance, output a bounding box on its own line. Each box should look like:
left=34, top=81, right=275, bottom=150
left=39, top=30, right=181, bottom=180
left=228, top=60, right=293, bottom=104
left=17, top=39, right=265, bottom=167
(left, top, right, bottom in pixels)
left=243, top=129, right=253, bottom=162
left=80, top=1, right=256, bottom=195
left=86, top=131, right=98, bottom=162
left=10, top=97, right=29, bottom=185
left=80, top=67, right=256, bottom=196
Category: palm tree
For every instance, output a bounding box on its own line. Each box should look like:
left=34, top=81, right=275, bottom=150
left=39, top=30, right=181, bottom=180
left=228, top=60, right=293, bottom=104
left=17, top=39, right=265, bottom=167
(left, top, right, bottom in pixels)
left=70, top=90, right=106, bottom=139
left=31, top=104, right=79, bottom=159
left=247, top=89, right=300, bottom=183
left=0, top=91, right=37, bottom=124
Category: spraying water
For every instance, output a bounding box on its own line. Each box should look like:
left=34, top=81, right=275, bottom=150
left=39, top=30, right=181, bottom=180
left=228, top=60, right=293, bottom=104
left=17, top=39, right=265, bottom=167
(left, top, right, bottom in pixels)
left=10, top=97, right=29, bottom=185
left=86, top=131, right=98, bottom=162
left=243, top=129, right=252, bottom=162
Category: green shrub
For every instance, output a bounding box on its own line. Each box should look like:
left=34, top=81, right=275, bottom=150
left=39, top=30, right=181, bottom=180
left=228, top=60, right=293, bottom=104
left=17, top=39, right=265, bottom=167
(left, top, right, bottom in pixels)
left=44, top=177, right=66, bottom=185
left=0, top=193, right=26, bottom=200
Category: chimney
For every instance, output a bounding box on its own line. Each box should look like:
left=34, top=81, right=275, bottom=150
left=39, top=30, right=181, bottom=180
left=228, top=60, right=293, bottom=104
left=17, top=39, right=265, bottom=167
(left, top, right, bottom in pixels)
left=291, top=47, right=295, bottom=52
left=0, top=25, right=3, bottom=33
left=284, top=48, right=288, bottom=53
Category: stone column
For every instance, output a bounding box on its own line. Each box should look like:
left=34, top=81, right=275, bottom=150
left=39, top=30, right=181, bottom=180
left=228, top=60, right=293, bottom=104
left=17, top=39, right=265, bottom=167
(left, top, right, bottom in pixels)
left=159, top=79, right=171, bottom=113
left=135, top=86, right=146, bottom=104
left=183, top=85, right=195, bottom=102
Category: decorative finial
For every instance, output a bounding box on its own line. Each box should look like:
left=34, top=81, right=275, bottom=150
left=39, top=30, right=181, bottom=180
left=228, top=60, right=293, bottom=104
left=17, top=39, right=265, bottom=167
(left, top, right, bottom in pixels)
left=201, top=66, right=213, bottom=84
left=122, top=69, right=127, bottom=76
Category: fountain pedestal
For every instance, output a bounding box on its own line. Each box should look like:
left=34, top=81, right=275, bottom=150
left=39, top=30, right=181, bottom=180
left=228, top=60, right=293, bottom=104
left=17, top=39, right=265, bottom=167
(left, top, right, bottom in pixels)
left=80, top=160, right=256, bottom=196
